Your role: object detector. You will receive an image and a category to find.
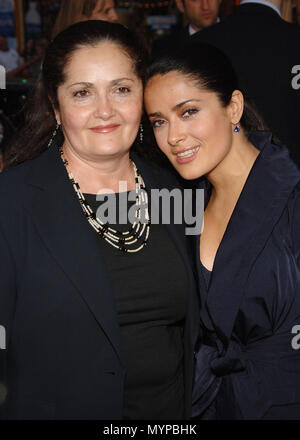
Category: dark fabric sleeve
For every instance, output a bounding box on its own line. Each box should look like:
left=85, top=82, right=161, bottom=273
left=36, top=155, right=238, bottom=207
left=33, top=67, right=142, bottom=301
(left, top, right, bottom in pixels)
left=291, top=184, right=300, bottom=263
left=0, top=222, right=17, bottom=419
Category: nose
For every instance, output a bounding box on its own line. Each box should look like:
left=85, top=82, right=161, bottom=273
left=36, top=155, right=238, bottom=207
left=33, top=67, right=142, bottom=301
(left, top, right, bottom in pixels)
left=201, top=0, right=210, bottom=10
left=94, top=95, right=115, bottom=120
left=109, top=8, right=119, bottom=23
left=167, top=122, right=186, bottom=147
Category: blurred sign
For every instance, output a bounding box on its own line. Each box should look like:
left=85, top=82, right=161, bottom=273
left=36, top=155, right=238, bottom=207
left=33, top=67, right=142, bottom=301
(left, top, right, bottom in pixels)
left=146, top=15, right=177, bottom=30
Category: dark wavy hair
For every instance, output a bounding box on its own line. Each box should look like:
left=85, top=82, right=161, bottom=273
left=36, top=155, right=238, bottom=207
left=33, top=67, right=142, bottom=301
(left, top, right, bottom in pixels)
left=4, top=20, right=146, bottom=170
left=145, top=42, right=267, bottom=135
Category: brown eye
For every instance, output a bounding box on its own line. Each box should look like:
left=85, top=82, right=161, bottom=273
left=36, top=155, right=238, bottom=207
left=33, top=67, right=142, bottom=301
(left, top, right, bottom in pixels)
left=117, top=87, right=130, bottom=94
left=151, top=119, right=165, bottom=128
left=74, top=90, right=89, bottom=98
left=182, top=108, right=199, bottom=118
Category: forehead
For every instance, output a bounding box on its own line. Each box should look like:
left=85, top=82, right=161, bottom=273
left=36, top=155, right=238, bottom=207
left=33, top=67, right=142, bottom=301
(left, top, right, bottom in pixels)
left=145, top=71, right=213, bottom=109
left=63, top=42, right=136, bottom=82
left=146, top=71, right=200, bottom=96
left=185, top=0, right=219, bottom=8
left=95, top=0, right=114, bottom=10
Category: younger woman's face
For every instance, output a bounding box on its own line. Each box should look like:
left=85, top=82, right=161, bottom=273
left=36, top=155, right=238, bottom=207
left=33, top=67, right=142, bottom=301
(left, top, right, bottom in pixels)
left=144, top=71, right=236, bottom=180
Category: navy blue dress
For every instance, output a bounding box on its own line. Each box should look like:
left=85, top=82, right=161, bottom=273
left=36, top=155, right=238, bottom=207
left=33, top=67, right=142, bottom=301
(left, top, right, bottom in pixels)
left=192, top=131, right=300, bottom=420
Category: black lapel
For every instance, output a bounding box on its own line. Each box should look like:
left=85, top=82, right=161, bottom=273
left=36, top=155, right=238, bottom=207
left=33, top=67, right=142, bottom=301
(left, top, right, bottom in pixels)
left=203, top=132, right=300, bottom=346
left=24, top=145, right=123, bottom=363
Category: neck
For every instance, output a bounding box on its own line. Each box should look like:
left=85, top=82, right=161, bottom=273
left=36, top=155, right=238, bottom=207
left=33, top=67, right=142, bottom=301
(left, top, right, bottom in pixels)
left=206, top=132, right=260, bottom=202
left=62, top=144, right=135, bottom=194
left=190, top=20, right=217, bottom=33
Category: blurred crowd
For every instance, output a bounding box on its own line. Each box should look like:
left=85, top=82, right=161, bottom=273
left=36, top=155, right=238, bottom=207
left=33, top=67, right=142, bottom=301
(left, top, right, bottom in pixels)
left=1, top=0, right=299, bottom=82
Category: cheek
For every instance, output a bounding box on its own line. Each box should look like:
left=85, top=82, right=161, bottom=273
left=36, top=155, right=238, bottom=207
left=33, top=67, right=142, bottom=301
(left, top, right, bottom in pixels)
left=60, top=104, right=91, bottom=131
left=152, top=128, right=169, bottom=154
left=122, top=99, right=142, bottom=126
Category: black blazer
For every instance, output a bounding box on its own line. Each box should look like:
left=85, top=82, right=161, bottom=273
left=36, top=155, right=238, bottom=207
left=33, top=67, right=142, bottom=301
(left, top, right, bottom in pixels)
left=192, top=4, right=300, bottom=167
left=0, top=144, right=199, bottom=420
left=192, top=132, right=300, bottom=419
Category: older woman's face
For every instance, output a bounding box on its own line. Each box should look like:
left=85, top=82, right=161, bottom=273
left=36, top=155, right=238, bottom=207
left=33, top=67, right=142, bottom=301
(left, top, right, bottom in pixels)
left=89, top=0, right=118, bottom=22
left=145, top=71, right=235, bottom=180
left=55, top=42, right=143, bottom=162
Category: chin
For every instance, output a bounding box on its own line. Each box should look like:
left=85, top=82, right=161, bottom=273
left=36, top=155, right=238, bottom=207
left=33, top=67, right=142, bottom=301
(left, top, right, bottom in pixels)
left=173, top=166, right=203, bottom=181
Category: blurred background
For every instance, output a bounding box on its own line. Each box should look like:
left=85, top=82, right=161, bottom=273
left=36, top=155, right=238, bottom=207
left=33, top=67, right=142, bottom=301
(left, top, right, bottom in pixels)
left=0, top=0, right=299, bottom=156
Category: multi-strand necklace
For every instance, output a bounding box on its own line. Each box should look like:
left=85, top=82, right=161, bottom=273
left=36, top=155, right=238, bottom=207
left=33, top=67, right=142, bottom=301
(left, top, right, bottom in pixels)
left=60, top=147, right=150, bottom=253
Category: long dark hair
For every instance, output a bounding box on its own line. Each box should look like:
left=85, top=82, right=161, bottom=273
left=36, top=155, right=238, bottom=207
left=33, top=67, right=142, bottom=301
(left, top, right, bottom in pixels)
left=4, top=20, right=146, bottom=170
left=145, top=42, right=267, bottom=134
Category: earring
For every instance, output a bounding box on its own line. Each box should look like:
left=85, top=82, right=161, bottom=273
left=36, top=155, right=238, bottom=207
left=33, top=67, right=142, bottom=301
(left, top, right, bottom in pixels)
left=47, top=123, right=60, bottom=148
left=234, top=124, right=241, bottom=133
left=139, top=123, right=144, bottom=144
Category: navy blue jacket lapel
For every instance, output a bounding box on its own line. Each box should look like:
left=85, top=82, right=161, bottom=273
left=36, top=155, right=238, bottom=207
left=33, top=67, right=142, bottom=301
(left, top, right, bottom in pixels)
left=24, top=144, right=124, bottom=364
left=202, top=132, right=300, bottom=346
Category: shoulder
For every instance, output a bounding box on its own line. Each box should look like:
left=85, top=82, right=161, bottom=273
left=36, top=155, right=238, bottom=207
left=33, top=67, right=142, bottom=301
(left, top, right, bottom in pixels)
left=0, top=160, right=32, bottom=198
left=0, top=148, right=51, bottom=211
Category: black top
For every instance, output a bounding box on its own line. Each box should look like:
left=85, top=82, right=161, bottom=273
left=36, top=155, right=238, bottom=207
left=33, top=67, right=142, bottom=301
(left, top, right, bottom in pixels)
left=84, top=191, right=188, bottom=420
left=199, top=260, right=212, bottom=291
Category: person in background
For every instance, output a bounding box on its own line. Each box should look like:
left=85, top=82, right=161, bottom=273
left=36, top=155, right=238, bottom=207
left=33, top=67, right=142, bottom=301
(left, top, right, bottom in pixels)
left=152, top=0, right=221, bottom=55
left=191, top=0, right=300, bottom=167
left=176, top=0, right=222, bottom=34
left=21, top=39, right=36, bottom=62
left=296, top=0, right=300, bottom=23
left=219, top=0, right=236, bottom=20
left=52, top=0, right=118, bottom=38
left=144, top=42, right=300, bottom=420
left=0, top=36, right=22, bottom=73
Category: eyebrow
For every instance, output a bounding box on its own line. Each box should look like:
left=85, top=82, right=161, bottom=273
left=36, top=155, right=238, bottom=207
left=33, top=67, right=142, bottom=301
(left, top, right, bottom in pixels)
left=148, top=99, right=202, bottom=117
left=67, top=78, right=135, bottom=89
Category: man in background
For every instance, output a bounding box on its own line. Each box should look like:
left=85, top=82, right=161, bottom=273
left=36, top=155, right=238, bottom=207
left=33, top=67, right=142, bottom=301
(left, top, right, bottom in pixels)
left=0, top=36, right=22, bottom=73
left=152, top=0, right=221, bottom=55
left=176, top=0, right=222, bottom=35
left=192, top=0, right=300, bottom=167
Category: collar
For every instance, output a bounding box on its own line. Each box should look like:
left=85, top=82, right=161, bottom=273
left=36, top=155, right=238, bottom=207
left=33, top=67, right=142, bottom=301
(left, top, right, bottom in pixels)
left=239, top=0, right=281, bottom=16
left=188, top=17, right=220, bottom=36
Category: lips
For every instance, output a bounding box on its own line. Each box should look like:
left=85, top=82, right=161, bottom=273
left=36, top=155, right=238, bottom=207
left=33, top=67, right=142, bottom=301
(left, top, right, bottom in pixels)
left=174, top=146, right=200, bottom=164
left=201, top=12, right=213, bottom=19
left=90, top=124, right=120, bottom=134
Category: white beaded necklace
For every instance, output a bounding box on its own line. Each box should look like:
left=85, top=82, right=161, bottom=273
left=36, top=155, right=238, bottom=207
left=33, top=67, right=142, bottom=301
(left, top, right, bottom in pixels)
left=60, top=148, right=151, bottom=253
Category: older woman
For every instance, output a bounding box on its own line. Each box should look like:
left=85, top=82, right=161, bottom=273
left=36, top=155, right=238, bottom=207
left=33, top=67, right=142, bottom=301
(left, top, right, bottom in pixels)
left=144, top=43, right=300, bottom=419
left=0, top=21, right=199, bottom=420
left=52, top=0, right=118, bottom=38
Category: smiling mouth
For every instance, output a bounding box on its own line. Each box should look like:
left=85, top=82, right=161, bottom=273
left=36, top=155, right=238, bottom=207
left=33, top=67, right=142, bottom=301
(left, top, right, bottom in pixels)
left=90, top=124, right=120, bottom=133
left=176, top=147, right=200, bottom=158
